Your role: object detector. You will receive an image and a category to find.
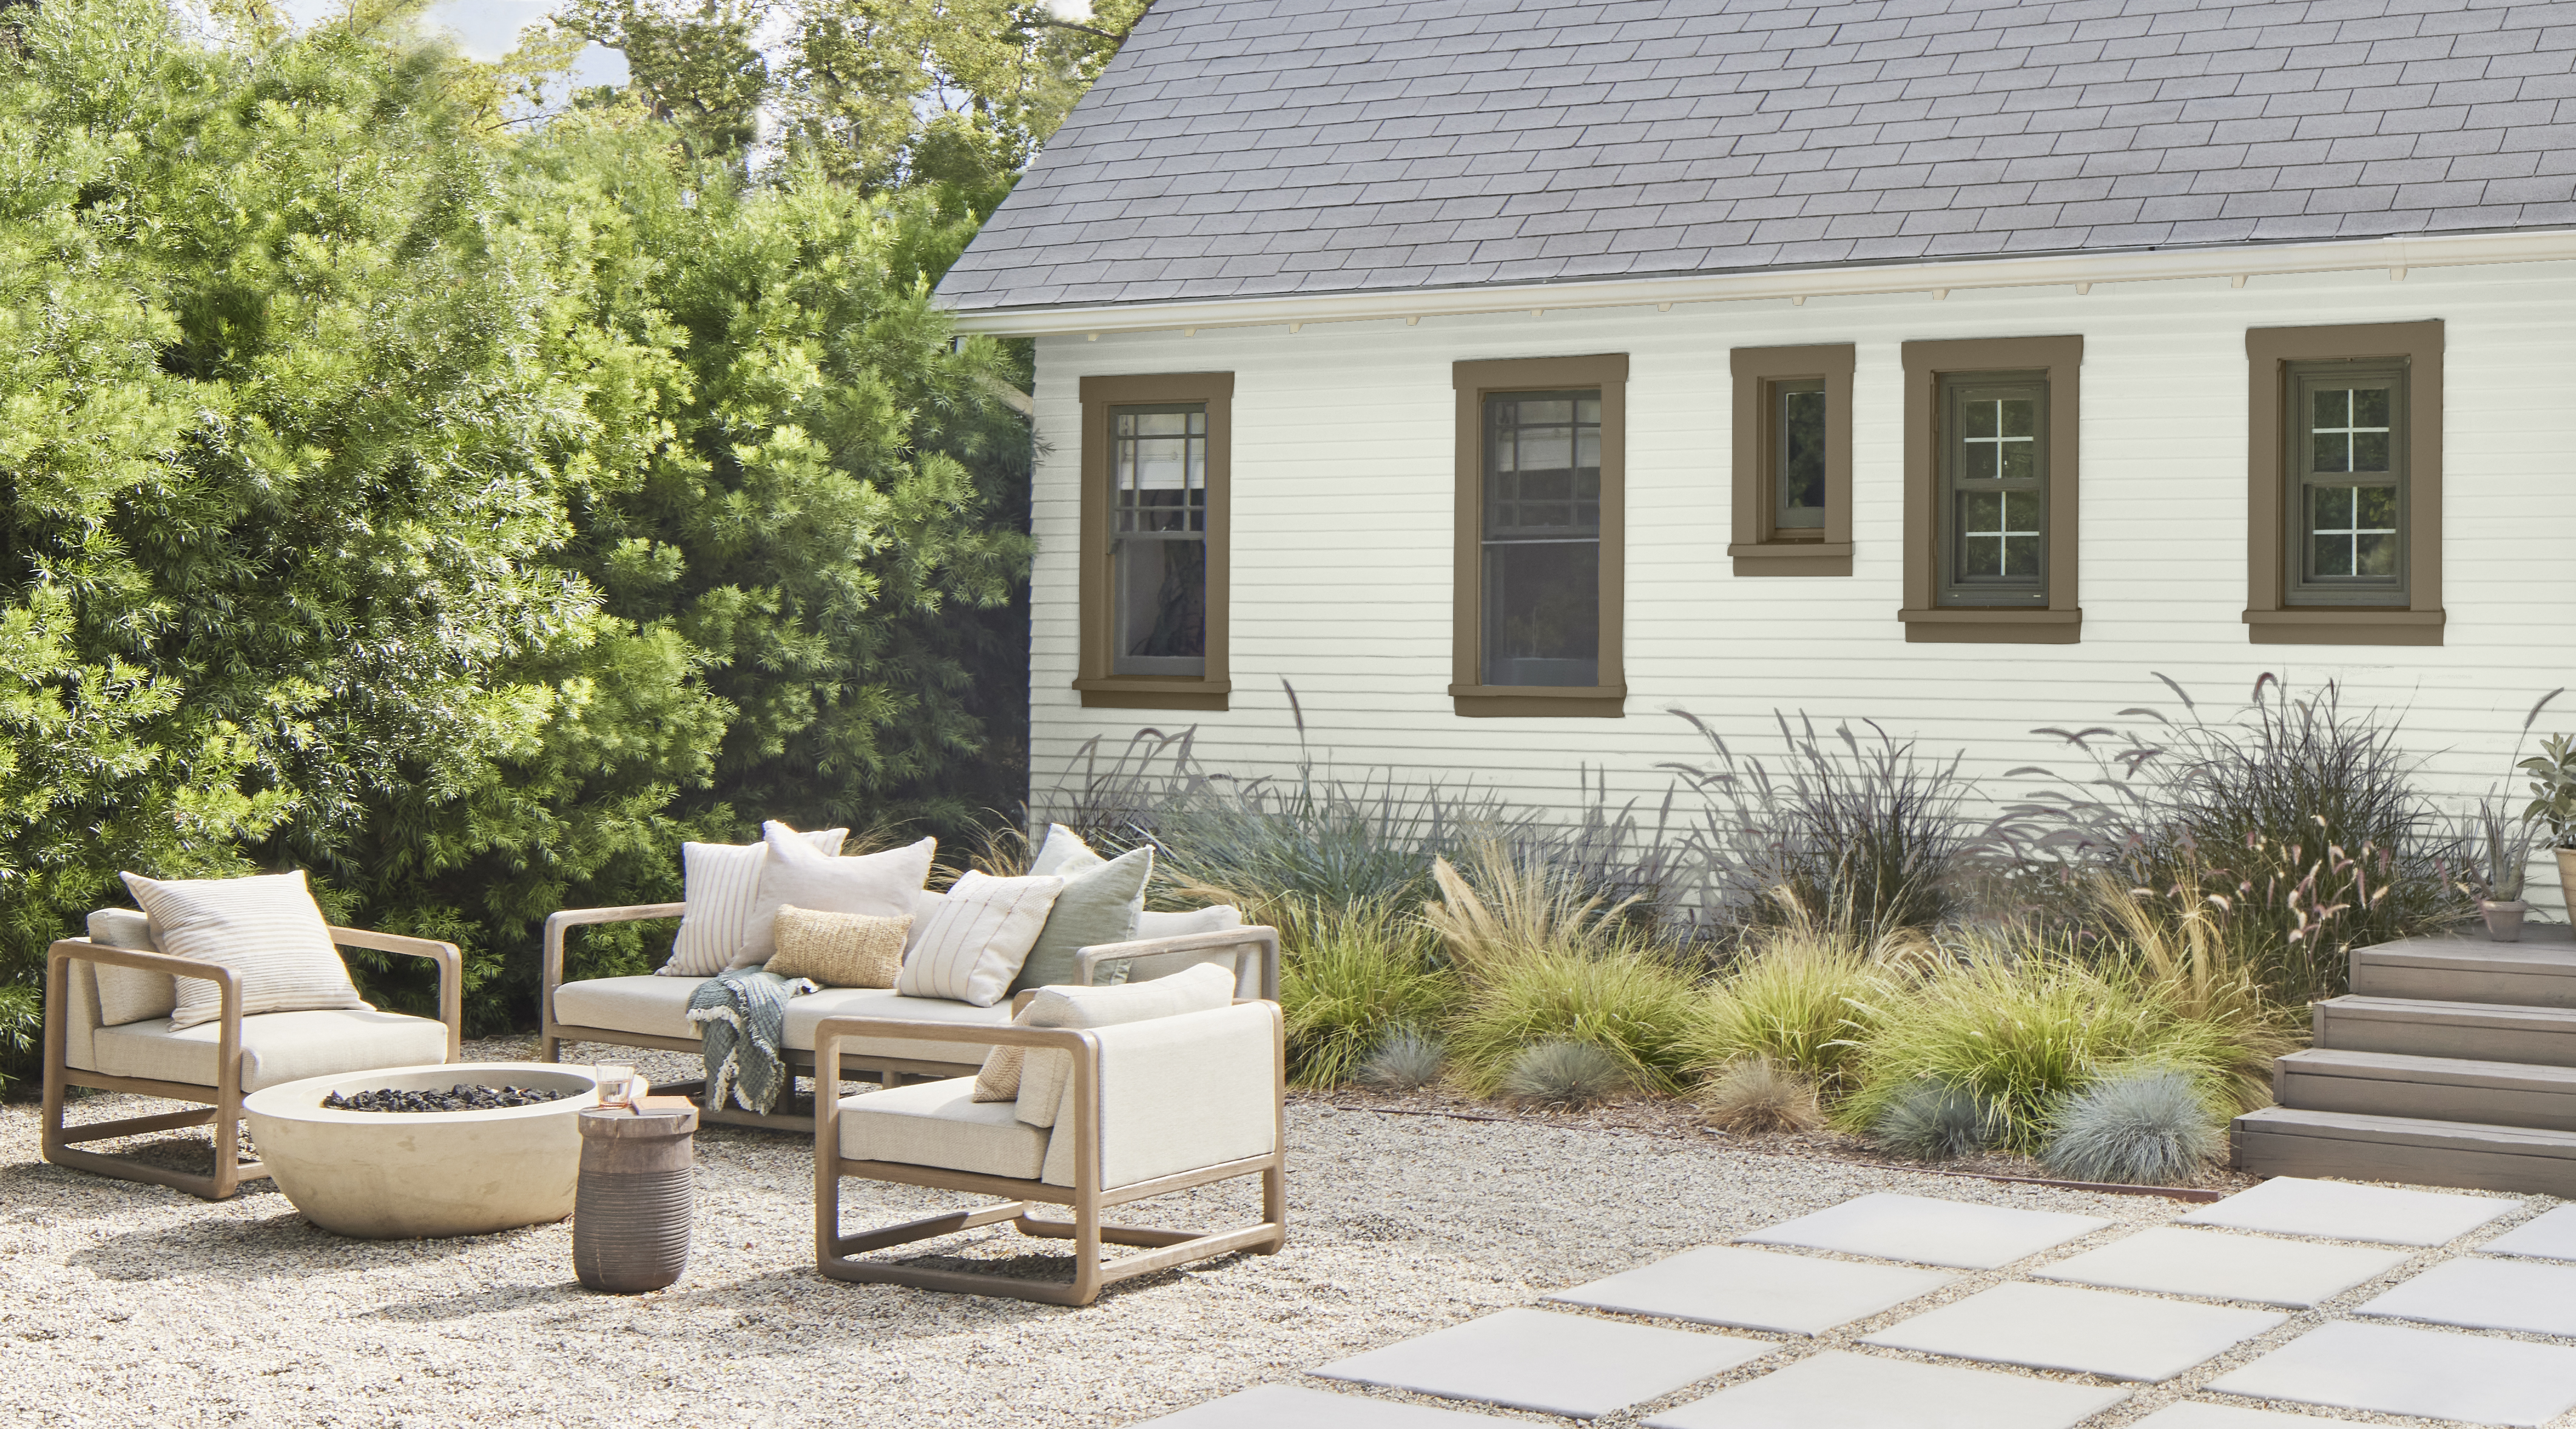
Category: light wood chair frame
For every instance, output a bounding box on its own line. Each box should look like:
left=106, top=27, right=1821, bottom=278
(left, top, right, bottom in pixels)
left=812, top=1001, right=1288, bottom=1306
left=42, top=929, right=462, bottom=1201
left=538, top=901, right=1278, bottom=1134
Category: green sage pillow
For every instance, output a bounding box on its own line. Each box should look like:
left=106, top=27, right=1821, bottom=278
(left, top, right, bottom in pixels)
left=1010, top=844, right=1151, bottom=994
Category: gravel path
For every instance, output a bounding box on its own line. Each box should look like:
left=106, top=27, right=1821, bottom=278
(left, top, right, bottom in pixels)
left=4, top=1039, right=2229, bottom=1428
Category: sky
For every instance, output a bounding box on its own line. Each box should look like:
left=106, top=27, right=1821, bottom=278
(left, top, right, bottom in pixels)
left=274, top=0, right=629, bottom=86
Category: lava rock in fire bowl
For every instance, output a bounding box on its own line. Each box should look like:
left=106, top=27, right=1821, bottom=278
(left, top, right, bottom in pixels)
left=322, top=1084, right=570, bottom=1114
left=245, top=1061, right=600, bottom=1239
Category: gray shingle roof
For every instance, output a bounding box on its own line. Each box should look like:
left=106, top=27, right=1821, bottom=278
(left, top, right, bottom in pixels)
left=936, top=0, right=2576, bottom=314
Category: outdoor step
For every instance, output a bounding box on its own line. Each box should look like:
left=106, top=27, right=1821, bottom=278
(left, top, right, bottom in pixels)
left=2312, top=996, right=2576, bottom=1068
left=2349, top=924, right=2576, bottom=1010
left=2233, top=1106, right=2576, bottom=1199
left=2276, top=1049, right=2576, bottom=1133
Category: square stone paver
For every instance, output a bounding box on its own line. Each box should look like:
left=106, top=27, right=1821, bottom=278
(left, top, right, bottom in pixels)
left=1737, top=1193, right=2111, bottom=1269
left=1309, top=1308, right=1774, bottom=1419
left=1546, top=1245, right=1954, bottom=1335
left=2355, top=1256, right=2576, bottom=1337
left=2129, top=1405, right=2370, bottom=1428
left=1133, top=1384, right=1521, bottom=1427
left=2478, top=1204, right=2576, bottom=1260
left=2030, top=1227, right=2409, bottom=1308
left=1859, top=1282, right=2285, bottom=1382
left=2208, top=1322, right=2576, bottom=1427
left=1642, top=1349, right=2126, bottom=1429
left=2177, top=1176, right=2515, bottom=1247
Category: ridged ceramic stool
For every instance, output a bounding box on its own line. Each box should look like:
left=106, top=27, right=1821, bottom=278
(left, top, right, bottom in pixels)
left=573, top=1105, right=697, bottom=1293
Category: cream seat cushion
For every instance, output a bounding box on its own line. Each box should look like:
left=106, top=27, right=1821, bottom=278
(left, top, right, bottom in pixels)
left=786, top=987, right=1013, bottom=1065
left=837, top=1077, right=1050, bottom=1180
left=85, top=1009, right=450, bottom=1093
left=553, top=975, right=706, bottom=1041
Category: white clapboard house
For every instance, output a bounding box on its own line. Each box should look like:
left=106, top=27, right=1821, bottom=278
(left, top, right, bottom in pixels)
left=936, top=0, right=2576, bottom=849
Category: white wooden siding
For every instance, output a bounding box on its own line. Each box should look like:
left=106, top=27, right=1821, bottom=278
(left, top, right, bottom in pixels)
left=1023, top=262, right=2576, bottom=896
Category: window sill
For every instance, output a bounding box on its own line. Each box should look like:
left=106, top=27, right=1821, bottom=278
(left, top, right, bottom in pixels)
left=2242, top=608, right=2444, bottom=646
left=1727, top=542, right=1853, bottom=577
left=1898, top=607, right=2082, bottom=644
left=1448, top=684, right=1627, bottom=718
left=1073, top=676, right=1230, bottom=711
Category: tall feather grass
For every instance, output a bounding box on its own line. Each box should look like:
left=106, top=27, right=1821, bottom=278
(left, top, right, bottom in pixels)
left=1691, top=927, right=1889, bottom=1093
left=1276, top=899, right=1459, bottom=1088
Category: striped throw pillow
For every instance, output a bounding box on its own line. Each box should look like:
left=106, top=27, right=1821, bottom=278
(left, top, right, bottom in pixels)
left=122, top=871, right=369, bottom=1032
left=894, top=871, right=1067, bottom=1007
left=660, top=825, right=846, bottom=977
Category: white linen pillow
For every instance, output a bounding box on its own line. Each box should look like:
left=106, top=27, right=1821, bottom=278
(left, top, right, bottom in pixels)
left=1011, top=961, right=1237, bottom=1128
left=894, top=871, right=1066, bottom=1007
left=121, top=871, right=369, bottom=1031
left=660, top=825, right=846, bottom=977
left=723, top=826, right=936, bottom=970
left=1028, top=824, right=1107, bottom=878
left=86, top=908, right=178, bottom=1027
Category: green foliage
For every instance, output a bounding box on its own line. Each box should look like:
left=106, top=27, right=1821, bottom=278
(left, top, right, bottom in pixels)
left=1447, top=944, right=1711, bottom=1097
left=1356, top=1026, right=1445, bottom=1094
left=1699, top=1055, right=1824, bottom=1134
left=2040, top=1068, right=2226, bottom=1186
left=1276, top=901, right=1457, bottom=1089
left=1870, top=1080, right=1998, bottom=1161
left=2521, top=730, right=2576, bottom=850
left=0, top=1, right=1038, bottom=1047
left=1835, top=951, right=2253, bottom=1155
left=1693, top=931, right=1884, bottom=1092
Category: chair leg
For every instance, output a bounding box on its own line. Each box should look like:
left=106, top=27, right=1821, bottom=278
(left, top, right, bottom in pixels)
left=536, top=1032, right=560, bottom=1063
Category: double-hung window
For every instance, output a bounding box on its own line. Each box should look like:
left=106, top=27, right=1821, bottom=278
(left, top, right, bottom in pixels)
left=1451, top=354, right=1627, bottom=716
left=1074, top=372, right=1232, bottom=709
left=1938, top=374, right=2049, bottom=607
left=1897, top=337, right=2082, bottom=643
left=2243, top=323, right=2442, bottom=646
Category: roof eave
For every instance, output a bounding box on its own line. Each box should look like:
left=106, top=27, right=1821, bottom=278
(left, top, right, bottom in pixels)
left=941, top=227, right=2576, bottom=337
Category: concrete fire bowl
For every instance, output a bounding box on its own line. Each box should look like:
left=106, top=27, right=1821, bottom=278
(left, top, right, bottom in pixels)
left=244, top=1061, right=601, bottom=1239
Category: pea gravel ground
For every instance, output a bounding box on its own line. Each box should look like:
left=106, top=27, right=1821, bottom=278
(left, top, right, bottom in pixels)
left=2, top=1039, right=2541, bottom=1429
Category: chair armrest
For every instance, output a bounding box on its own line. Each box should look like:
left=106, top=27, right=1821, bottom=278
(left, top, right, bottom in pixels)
left=812, top=1017, right=1100, bottom=1157
left=330, top=927, right=462, bottom=1061
left=542, top=903, right=687, bottom=997
left=47, top=939, right=243, bottom=1095
left=1075, top=926, right=1280, bottom=1001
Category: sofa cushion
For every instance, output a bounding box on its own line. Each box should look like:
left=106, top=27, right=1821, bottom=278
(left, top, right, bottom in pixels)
left=1092, top=905, right=1247, bottom=986
left=86, top=1008, right=451, bottom=1093
left=661, top=825, right=845, bottom=977
left=123, top=871, right=369, bottom=1031
left=1042, top=1003, right=1280, bottom=1189
left=786, top=987, right=1013, bottom=1066
left=553, top=975, right=705, bottom=1041
left=1015, top=963, right=1237, bottom=1129
left=85, top=909, right=177, bottom=1027
left=1028, top=824, right=1105, bottom=877
left=724, top=826, right=936, bottom=970
left=837, top=1078, right=1050, bottom=1180
left=763, top=907, right=908, bottom=987
left=1011, top=846, right=1151, bottom=996
left=895, top=872, right=1065, bottom=1007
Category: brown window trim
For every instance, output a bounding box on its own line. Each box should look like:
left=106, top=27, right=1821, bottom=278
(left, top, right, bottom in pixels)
left=1073, top=372, right=1232, bottom=711
left=2244, top=321, right=2443, bottom=647
left=1451, top=354, right=1627, bottom=719
left=1898, top=335, right=2083, bottom=644
left=1729, top=344, right=1855, bottom=576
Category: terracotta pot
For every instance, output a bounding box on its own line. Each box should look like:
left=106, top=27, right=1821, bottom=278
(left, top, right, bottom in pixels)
left=2482, top=899, right=2531, bottom=943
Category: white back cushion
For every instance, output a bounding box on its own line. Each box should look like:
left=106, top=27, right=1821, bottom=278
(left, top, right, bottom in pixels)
left=1012, top=961, right=1236, bottom=1128
left=724, top=826, right=935, bottom=970
left=123, top=871, right=368, bottom=1032
left=661, top=825, right=844, bottom=977
left=86, top=909, right=177, bottom=1026
left=1039, top=1002, right=1279, bottom=1189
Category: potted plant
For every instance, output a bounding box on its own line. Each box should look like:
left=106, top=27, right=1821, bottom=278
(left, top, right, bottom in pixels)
left=2521, top=732, right=2576, bottom=926
left=2472, top=796, right=2540, bottom=941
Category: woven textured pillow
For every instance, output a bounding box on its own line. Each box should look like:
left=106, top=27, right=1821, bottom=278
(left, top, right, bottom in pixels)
left=121, top=871, right=368, bottom=1032
left=971, top=1004, right=1038, bottom=1102
left=1012, top=961, right=1237, bottom=1128
left=894, top=871, right=1065, bottom=1007
left=723, top=826, right=936, bottom=970
left=659, top=825, right=846, bottom=977
left=764, top=907, right=909, bottom=988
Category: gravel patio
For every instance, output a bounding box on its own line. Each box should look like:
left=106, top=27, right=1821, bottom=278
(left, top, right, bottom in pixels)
left=7, top=1038, right=2555, bottom=1429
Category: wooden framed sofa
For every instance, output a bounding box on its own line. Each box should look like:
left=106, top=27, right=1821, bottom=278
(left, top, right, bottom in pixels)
left=813, top=985, right=1287, bottom=1306
left=43, top=912, right=461, bottom=1200
left=540, top=896, right=1278, bottom=1132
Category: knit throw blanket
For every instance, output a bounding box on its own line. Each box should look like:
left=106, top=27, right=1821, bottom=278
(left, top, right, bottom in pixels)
left=686, top=967, right=813, bottom=1115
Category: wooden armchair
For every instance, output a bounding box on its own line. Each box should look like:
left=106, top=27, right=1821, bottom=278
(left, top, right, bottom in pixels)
left=813, top=998, right=1287, bottom=1306
left=43, top=926, right=460, bottom=1200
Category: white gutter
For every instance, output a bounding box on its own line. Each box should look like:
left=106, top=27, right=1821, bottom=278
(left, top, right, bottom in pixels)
left=943, top=227, right=2576, bottom=337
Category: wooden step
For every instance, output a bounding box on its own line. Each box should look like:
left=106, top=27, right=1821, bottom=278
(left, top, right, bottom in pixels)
left=2350, top=924, right=2576, bottom=1009
left=2313, top=995, right=2576, bottom=1066
left=2276, top=1048, right=2576, bottom=1132
left=2233, top=1106, right=2576, bottom=1198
